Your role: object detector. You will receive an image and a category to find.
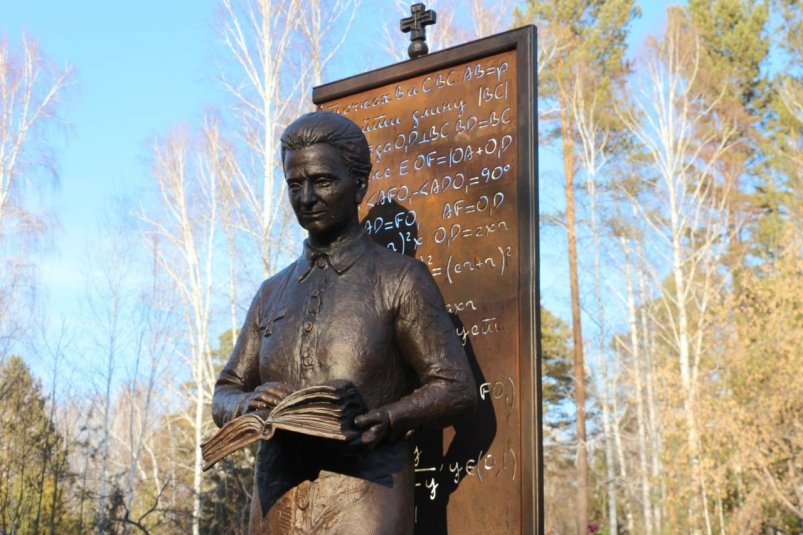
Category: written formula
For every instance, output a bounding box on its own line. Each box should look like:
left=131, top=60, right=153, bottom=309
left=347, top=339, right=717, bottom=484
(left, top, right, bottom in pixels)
left=365, top=165, right=512, bottom=207
left=433, top=220, right=510, bottom=247
left=394, top=60, right=510, bottom=102
left=419, top=164, right=512, bottom=194
left=372, top=134, right=513, bottom=166
left=441, top=192, right=505, bottom=220
left=382, top=232, right=421, bottom=256
left=447, top=447, right=517, bottom=485
left=370, top=115, right=512, bottom=163
left=364, top=208, right=418, bottom=234
left=421, top=245, right=513, bottom=285
left=413, top=445, right=518, bottom=502
left=399, top=137, right=513, bottom=171
left=479, top=376, right=516, bottom=408
left=361, top=113, right=401, bottom=133
left=374, top=124, right=450, bottom=160
left=398, top=106, right=514, bottom=155
left=363, top=209, right=422, bottom=256
left=321, top=93, right=391, bottom=114
left=455, top=108, right=512, bottom=134
left=478, top=81, right=510, bottom=106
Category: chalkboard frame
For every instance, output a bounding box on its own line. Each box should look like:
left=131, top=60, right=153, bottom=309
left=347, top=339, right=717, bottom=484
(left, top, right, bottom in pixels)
left=313, top=25, right=542, bottom=535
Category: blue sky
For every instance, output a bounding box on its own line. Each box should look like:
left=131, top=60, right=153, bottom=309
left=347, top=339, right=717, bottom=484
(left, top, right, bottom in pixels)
left=1, top=1, right=673, bottom=384
left=3, top=1, right=219, bottom=296
left=1, top=1, right=415, bottom=311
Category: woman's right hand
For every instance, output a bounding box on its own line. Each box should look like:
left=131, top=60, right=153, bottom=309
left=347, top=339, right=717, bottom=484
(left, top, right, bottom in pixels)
left=245, top=382, right=294, bottom=412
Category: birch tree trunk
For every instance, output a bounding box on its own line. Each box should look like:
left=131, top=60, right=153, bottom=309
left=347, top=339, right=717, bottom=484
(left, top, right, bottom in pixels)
left=139, top=121, right=228, bottom=535
left=83, top=219, right=129, bottom=532
left=617, top=9, right=737, bottom=532
left=638, top=259, right=664, bottom=533
left=571, top=75, right=617, bottom=535
left=618, top=230, right=654, bottom=535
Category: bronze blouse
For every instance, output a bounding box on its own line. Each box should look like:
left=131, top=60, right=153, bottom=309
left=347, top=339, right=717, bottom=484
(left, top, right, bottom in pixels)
left=212, top=228, right=476, bottom=534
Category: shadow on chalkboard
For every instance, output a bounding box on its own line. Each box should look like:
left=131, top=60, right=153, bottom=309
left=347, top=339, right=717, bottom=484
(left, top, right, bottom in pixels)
left=361, top=199, right=421, bottom=257
left=362, top=200, right=498, bottom=535
left=412, top=322, right=496, bottom=535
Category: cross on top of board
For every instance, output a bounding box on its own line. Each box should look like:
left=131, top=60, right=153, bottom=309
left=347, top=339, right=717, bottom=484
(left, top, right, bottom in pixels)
left=400, top=3, right=437, bottom=59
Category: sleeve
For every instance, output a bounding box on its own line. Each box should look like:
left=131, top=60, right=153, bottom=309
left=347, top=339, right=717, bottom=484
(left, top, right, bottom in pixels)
left=383, top=260, right=478, bottom=439
left=211, top=282, right=265, bottom=427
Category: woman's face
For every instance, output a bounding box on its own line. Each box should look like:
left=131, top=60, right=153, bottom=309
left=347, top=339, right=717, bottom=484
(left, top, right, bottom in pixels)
left=283, top=143, right=366, bottom=246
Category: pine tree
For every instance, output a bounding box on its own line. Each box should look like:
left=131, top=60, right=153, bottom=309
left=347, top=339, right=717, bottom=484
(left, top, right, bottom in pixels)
left=514, top=2, right=639, bottom=532
left=0, top=356, right=79, bottom=533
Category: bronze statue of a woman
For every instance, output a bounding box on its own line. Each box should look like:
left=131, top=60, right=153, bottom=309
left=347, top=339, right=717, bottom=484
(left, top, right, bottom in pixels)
left=212, top=111, right=476, bottom=534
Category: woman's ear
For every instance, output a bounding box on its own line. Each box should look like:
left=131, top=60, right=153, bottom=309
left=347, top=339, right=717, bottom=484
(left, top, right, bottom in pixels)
left=354, top=176, right=367, bottom=204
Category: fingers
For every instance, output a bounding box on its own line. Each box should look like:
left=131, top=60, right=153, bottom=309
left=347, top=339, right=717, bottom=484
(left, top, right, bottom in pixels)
left=254, top=382, right=293, bottom=397
left=359, top=423, right=388, bottom=449
left=352, top=409, right=390, bottom=451
left=247, top=383, right=291, bottom=411
left=346, top=421, right=388, bottom=452
left=267, top=382, right=294, bottom=397
left=354, top=409, right=386, bottom=429
left=247, top=395, right=274, bottom=411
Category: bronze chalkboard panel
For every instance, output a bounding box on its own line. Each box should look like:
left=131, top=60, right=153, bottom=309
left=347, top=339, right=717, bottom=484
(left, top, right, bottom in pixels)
left=313, top=26, right=541, bottom=535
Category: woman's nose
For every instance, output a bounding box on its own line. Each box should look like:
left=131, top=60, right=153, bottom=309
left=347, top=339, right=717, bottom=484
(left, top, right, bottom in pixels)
left=301, top=182, right=316, bottom=206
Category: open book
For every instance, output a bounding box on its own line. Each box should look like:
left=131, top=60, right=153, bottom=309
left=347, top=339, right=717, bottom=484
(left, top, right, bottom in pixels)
left=201, top=380, right=366, bottom=471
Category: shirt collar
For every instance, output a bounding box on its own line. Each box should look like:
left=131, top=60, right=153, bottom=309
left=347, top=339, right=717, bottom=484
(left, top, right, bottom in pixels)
left=297, top=226, right=371, bottom=281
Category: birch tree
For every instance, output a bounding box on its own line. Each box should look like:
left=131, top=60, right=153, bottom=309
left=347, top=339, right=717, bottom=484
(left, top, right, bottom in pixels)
left=139, top=119, right=230, bottom=535
left=217, top=0, right=308, bottom=278
left=569, top=75, right=622, bottom=534
left=468, top=0, right=515, bottom=38
left=610, top=199, right=663, bottom=534
left=617, top=8, right=741, bottom=532
left=82, top=214, right=135, bottom=533
left=296, top=0, right=360, bottom=88
left=120, top=245, right=178, bottom=532
left=515, top=2, right=639, bottom=532
left=81, top=210, right=180, bottom=534
left=0, top=36, right=72, bottom=354
left=211, top=0, right=361, bottom=350
left=130, top=3, right=363, bottom=531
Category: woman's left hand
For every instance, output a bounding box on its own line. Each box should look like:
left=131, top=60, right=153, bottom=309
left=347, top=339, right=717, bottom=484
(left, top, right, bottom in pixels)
left=353, top=409, right=391, bottom=450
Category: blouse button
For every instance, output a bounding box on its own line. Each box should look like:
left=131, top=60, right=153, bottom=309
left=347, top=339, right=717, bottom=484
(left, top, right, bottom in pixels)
left=304, top=321, right=314, bottom=333
left=296, top=483, right=310, bottom=509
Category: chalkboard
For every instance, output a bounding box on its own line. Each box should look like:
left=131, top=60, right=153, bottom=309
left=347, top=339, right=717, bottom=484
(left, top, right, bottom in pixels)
left=313, top=26, right=541, bottom=535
